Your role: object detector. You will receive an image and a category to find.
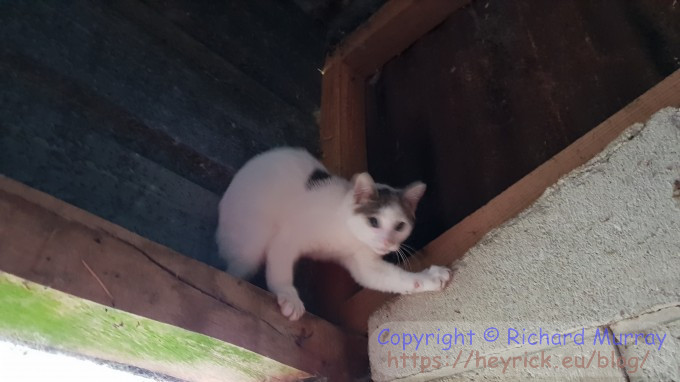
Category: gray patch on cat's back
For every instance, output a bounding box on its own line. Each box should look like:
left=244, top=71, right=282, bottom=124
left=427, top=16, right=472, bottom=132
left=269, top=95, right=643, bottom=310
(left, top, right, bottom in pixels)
left=306, top=168, right=332, bottom=190
left=355, top=185, right=415, bottom=221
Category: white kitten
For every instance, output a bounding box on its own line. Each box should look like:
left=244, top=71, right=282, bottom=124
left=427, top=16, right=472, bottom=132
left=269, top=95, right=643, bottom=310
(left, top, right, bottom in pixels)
left=216, top=147, right=451, bottom=320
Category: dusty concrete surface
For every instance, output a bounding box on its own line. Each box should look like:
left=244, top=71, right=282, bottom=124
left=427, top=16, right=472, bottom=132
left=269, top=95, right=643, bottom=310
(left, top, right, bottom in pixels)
left=368, top=107, right=680, bottom=381
left=434, top=340, right=627, bottom=382
left=611, top=306, right=680, bottom=382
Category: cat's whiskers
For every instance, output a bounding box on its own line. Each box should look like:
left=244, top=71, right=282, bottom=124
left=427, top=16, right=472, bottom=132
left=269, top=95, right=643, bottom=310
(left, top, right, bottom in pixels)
left=401, top=243, right=422, bottom=259
left=394, top=247, right=405, bottom=267
left=396, top=246, right=413, bottom=271
left=400, top=243, right=414, bottom=252
left=400, top=249, right=412, bottom=271
left=401, top=243, right=429, bottom=270
left=401, top=243, right=417, bottom=252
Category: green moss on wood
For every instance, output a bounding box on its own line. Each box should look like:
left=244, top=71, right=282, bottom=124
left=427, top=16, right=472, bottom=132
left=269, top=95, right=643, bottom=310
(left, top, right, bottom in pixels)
left=0, top=272, right=308, bottom=381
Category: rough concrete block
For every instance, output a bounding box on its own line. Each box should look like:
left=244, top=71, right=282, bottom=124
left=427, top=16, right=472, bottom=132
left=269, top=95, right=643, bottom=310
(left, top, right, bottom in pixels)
left=370, top=321, right=628, bottom=381
left=369, top=107, right=680, bottom=380
left=433, top=342, right=627, bottom=382
left=611, top=306, right=680, bottom=381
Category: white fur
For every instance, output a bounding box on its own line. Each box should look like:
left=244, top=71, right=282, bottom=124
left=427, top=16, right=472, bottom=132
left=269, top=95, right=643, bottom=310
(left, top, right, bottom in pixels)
left=216, top=147, right=451, bottom=320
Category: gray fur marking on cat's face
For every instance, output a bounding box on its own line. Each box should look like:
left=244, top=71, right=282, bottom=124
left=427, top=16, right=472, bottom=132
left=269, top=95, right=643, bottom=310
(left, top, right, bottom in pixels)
left=354, top=186, right=415, bottom=222
left=348, top=173, right=425, bottom=254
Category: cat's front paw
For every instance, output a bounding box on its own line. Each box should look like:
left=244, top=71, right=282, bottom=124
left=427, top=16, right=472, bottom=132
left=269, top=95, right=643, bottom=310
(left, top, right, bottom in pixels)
left=412, top=265, right=452, bottom=293
left=276, top=291, right=306, bottom=321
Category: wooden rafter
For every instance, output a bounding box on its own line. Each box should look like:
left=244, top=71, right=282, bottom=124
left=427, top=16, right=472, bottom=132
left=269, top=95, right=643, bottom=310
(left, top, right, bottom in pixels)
left=0, top=175, right=368, bottom=380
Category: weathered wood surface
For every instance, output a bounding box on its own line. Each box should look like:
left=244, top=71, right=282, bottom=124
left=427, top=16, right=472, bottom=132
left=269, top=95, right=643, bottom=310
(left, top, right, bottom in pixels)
left=0, top=0, right=322, bottom=266
left=325, top=0, right=471, bottom=76
left=132, top=0, right=324, bottom=115
left=366, top=0, right=680, bottom=251
left=344, top=68, right=680, bottom=333
left=0, top=272, right=310, bottom=382
left=0, top=175, right=368, bottom=380
left=320, top=62, right=367, bottom=178
left=0, top=52, right=223, bottom=268
left=0, top=1, right=317, bottom=180
left=317, top=0, right=472, bottom=317
left=317, top=63, right=369, bottom=319
left=320, top=0, right=471, bottom=178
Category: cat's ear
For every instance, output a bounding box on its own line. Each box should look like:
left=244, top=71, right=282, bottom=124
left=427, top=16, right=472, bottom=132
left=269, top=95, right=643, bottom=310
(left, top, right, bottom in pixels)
left=402, top=182, right=426, bottom=214
left=351, top=172, right=376, bottom=204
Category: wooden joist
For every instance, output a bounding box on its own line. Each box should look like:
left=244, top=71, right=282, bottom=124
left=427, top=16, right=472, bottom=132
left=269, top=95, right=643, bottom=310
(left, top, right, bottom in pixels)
left=318, top=0, right=471, bottom=325
left=324, top=0, right=471, bottom=76
left=320, top=0, right=471, bottom=178
left=0, top=175, right=367, bottom=380
left=320, top=61, right=367, bottom=178
left=0, top=272, right=311, bottom=381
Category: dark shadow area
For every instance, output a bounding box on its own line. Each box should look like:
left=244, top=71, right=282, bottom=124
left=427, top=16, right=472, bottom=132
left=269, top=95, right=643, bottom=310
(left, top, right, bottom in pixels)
left=366, top=0, right=680, bottom=250
left=0, top=0, right=382, bottom=321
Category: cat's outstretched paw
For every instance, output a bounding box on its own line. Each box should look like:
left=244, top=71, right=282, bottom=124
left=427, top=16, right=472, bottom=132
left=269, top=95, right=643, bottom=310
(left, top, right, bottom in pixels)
left=412, top=265, right=452, bottom=293
left=277, top=292, right=306, bottom=321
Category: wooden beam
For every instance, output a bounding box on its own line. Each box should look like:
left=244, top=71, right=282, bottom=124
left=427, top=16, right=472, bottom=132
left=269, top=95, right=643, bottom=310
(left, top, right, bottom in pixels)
left=325, top=0, right=470, bottom=76
left=320, top=0, right=471, bottom=177
left=0, top=175, right=367, bottom=380
left=0, top=272, right=310, bottom=381
left=320, top=61, right=367, bottom=178
left=317, top=61, right=368, bottom=325
left=318, top=0, right=470, bottom=328
left=340, top=68, right=680, bottom=333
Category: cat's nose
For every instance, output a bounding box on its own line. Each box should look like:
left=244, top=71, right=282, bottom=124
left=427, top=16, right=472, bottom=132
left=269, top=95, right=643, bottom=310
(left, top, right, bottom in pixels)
left=382, top=239, right=391, bottom=247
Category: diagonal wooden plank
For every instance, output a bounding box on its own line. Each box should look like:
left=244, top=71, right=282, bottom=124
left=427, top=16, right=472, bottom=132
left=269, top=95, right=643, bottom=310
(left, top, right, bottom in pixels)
left=0, top=175, right=368, bottom=380
left=0, top=272, right=309, bottom=381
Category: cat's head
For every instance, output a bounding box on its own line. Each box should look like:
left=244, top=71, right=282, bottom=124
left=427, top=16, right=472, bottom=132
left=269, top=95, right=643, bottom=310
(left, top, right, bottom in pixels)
left=346, top=173, right=426, bottom=255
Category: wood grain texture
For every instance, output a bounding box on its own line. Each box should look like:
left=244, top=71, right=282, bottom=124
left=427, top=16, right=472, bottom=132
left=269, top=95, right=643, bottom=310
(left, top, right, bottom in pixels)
left=320, top=61, right=367, bottom=178
left=0, top=175, right=368, bottom=380
left=318, top=0, right=470, bottom=329
left=364, top=0, right=680, bottom=252
left=325, top=0, right=470, bottom=76
left=0, top=272, right=310, bottom=381
left=341, top=68, right=680, bottom=333
left=316, top=63, right=368, bottom=326
left=121, top=0, right=324, bottom=115
left=0, top=0, right=321, bottom=267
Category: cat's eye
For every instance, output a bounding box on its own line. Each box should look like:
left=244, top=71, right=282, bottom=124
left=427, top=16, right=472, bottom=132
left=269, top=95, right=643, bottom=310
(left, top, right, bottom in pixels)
left=367, top=216, right=380, bottom=228
left=395, top=222, right=406, bottom=232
